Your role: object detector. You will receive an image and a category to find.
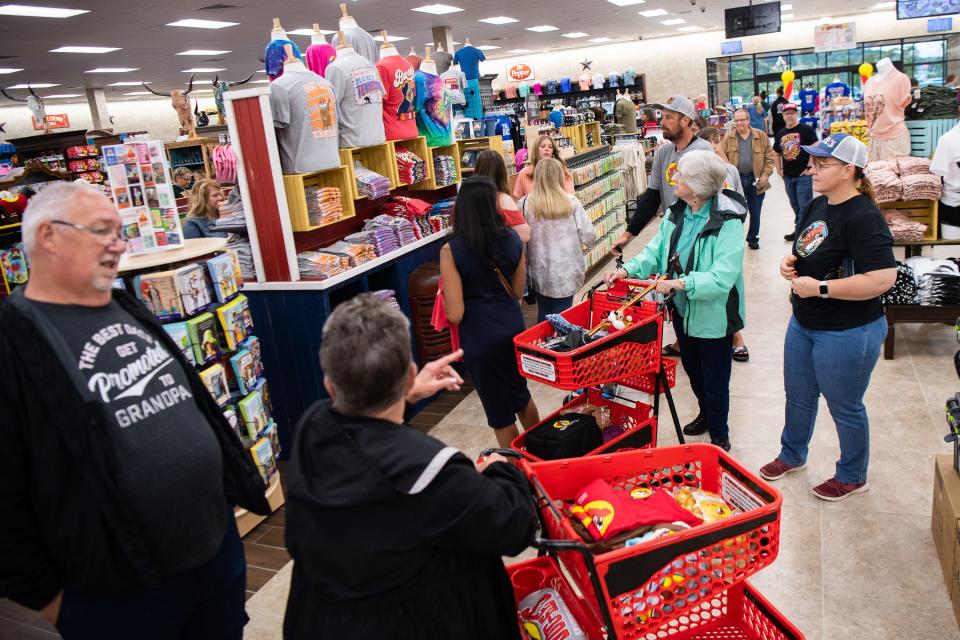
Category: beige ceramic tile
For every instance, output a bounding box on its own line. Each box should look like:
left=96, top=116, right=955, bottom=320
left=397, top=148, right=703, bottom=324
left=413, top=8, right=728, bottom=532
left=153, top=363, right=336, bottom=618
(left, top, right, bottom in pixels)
left=243, top=610, right=283, bottom=640
left=246, top=561, right=292, bottom=618
left=823, top=594, right=960, bottom=640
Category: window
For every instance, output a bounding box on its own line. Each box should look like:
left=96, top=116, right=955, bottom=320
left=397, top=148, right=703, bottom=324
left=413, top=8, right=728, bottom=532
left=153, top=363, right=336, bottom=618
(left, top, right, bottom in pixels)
left=863, top=42, right=901, bottom=63
left=904, top=40, right=944, bottom=64
left=731, top=80, right=754, bottom=104
left=906, top=62, right=945, bottom=86
left=755, top=52, right=790, bottom=75
left=730, top=57, right=753, bottom=81
left=791, top=51, right=823, bottom=71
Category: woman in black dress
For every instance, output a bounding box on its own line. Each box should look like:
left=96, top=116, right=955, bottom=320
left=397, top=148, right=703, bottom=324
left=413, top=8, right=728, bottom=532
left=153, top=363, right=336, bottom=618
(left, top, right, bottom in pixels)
left=440, top=177, right=540, bottom=447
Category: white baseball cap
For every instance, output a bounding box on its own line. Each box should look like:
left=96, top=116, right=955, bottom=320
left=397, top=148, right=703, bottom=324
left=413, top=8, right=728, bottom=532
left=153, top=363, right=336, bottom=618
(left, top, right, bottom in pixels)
left=801, top=133, right=868, bottom=169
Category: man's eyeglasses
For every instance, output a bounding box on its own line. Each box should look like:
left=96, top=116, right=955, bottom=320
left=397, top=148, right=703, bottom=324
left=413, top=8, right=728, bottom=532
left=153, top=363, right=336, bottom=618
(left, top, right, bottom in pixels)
left=51, top=220, right=126, bottom=245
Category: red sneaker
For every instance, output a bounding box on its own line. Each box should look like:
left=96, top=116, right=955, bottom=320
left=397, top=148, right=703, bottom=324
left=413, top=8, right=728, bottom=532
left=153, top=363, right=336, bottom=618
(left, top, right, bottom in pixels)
left=812, top=478, right=868, bottom=502
left=758, top=458, right=806, bottom=481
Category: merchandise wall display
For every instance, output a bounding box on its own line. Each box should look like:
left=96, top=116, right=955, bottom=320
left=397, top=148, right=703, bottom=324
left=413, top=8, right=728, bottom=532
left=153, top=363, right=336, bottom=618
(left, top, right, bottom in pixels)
left=325, top=44, right=387, bottom=149
left=376, top=51, right=419, bottom=141
left=269, top=61, right=340, bottom=174
left=416, top=68, right=453, bottom=147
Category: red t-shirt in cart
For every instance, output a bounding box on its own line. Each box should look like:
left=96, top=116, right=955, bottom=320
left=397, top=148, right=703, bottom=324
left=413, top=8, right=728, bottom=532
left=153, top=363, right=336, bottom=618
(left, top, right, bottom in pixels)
left=376, top=55, right=419, bottom=141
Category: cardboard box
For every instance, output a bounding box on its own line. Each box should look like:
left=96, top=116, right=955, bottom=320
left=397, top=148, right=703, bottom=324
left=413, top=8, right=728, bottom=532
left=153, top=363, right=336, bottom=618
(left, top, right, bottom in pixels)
left=953, top=526, right=960, bottom=627
left=933, top=454, right=960, bottom=589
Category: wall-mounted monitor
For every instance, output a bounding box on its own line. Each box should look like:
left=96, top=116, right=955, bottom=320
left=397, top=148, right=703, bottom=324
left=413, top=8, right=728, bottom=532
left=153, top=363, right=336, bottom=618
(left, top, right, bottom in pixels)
left=897, top=0, right=960, bottom=19
left=725, top=2, right=781, bottom=38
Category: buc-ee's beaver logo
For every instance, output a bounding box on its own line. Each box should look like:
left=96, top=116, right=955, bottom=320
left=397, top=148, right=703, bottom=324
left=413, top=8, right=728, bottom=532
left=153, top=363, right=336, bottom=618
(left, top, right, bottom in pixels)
left=666, top=161, right=679, bottom=186
left=552, top=419, right=572, bottom=431
left=572, top=500, right=614, bottom=537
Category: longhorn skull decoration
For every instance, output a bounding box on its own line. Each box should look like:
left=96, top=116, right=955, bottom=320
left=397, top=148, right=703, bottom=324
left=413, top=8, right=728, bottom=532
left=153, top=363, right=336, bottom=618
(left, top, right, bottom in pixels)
left=212, top=73, right=255, bottom=125
left=142, top=75, right=197, bottom=138
left=1, top=85, right=48, bottom=131
left=194, top=101, right=210, bottom=128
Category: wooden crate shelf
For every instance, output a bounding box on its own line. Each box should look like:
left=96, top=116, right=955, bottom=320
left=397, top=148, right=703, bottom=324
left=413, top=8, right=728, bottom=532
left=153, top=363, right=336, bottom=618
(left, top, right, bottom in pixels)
left=282, top=166, right=356, bottom=232
left=339, top=143, right=398, bottom=200
left=584, top=122, right=602, bottom=147
left=388, top=136, right=433, bottom=188
left=561, top=124, right=587, bottom=151
left=880, top=199, right=938, bottom=242
left=411, top=143, right=460, bottom=191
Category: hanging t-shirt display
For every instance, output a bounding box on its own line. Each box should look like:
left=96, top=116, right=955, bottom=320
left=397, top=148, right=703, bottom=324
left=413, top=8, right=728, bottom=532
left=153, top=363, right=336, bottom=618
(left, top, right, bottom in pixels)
left=592, top=73, right=604, bottom=89
left=305, top=42, right=337, bottom=77
left=532, top=82, right=542, bottom=95
left=325, top=49, right=387, bottom=148
left=441, top=67, right=467, bottom=106
left=799, top=89, right=819, bottom=114
left=560, top=77, right=571, bottom=93
left=824, top=81, right=850, bottom=106
left=464, top=78, right=483, bottom=121
left=405, top=53, right=422, bottom=71
left=608, top=73, right=619, bottom=88
left=579, top=74, right=591, bottom=91
left=453, top=45, right=485, bottom=80
left=518, top=82, right=530, bottom=98
left=376, top=55, right=419, bottom=141
left=504, top=83, right=518, bottom=99
left=863, top=70, right=911, bottom=140
left=545, top=79, right=559, bottom=94
left=331, top=28, right=379, bottom=67
left=269, top=69, right=340, bottom=174
left=623, top=69, right=636, bottom=86
left=433, top=49, right=453, bottom=74
left=415, top=69, right=453, bottom=147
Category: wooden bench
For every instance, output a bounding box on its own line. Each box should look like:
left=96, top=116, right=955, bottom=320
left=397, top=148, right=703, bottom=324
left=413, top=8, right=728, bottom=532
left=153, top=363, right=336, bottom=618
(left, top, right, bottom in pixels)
left=884, top=304, right=960, bottom=359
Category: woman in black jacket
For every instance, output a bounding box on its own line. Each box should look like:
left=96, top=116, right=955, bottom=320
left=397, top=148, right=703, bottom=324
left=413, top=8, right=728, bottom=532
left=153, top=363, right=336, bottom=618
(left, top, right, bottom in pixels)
left=284, top=294, right=537, bottom=640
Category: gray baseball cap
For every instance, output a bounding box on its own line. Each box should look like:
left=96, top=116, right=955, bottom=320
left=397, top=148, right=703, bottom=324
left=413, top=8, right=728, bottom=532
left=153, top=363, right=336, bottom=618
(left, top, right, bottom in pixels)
left=652, top=95, right=697, bottom=121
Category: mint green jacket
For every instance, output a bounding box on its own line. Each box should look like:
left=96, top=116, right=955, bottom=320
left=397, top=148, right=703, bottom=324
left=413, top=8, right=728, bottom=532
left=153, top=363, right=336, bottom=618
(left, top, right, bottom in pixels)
left=623, top=191, right=747, bottom=339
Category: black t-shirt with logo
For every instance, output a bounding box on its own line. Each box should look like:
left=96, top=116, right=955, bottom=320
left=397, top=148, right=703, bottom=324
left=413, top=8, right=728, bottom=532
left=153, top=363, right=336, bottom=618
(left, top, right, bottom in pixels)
left=773, top=124, right=819, bottom=178
left=791, top=194, right=896, bottom=331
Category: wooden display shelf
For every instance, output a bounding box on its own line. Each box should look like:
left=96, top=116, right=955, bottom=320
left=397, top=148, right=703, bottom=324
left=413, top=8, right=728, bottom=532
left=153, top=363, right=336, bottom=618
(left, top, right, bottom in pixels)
left=561, top=124, right=587, bottom=151
left=282, top=166, right=356, bottom=232
left=339, top=143, right=398, bottom=200
left=456, top=135, right=506, bottom=171
left=388, top=136, right=433, bottom=188
left=880, top=199, right=938, bottom=242
left=118, top=237, right=228, bottom=273
left=585, top=122, right=602, bottom=147
left=411, top=143, right=461, bottom=191
left=164, top=138, right=218, bottom=177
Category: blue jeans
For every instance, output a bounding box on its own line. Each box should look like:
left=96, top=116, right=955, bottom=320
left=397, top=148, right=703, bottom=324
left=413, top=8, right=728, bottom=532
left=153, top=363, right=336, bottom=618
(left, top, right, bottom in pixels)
left=536, top=293, right=575, bottom=323
left=740, top=173, right=766, bottom=243
left=56, top=516, right=247, bottom=640
left=672, top=310, right=734, bottom=441
left=779, top=315, right=887, bottom=484
left=783, top=175, right=814, bottom=227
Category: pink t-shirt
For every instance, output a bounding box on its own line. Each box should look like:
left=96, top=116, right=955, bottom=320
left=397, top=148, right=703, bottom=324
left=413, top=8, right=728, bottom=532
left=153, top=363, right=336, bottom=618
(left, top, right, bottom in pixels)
left=305, top=43, right=337, bottom=77
left=376, top=55, right=419, bottom=141
left=863, top=69, right=911, bottom=140
left=504, top=84, right=518, bottom=99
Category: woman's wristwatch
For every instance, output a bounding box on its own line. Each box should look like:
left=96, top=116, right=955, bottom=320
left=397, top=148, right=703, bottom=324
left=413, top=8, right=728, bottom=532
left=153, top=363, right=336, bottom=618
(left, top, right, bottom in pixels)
left=819, top=281, right=829, bottom=299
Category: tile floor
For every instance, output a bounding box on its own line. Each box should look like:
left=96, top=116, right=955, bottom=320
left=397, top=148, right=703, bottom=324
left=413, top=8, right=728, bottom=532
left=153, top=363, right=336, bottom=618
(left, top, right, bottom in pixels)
left=3, top=176, right=959, bottom=639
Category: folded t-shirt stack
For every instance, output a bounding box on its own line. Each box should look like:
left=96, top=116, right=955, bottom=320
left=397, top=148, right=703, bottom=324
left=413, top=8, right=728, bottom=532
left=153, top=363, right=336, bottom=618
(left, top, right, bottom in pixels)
left=365, top=214, right=419, bottom=247
left=906, top=85, right=959, bottom=120
left=428, top=197, right=455, bottom=233
left=395, top=147, right=428, bottom=185
left=906, top=256, right=960, bottom=305
left=884, top=210, right=928, bottom=242
left=346, top=229, right=398, bottom=257
left=324, top=240, right=377, bottom=267
left=353, top=161, right=392, bottom=200
left=897, top=156, right=933, bottom=176
left=901, top=174, right=943, bottom=201
left=433, top=154, right=457, bottom=187
left=866, top=164, right=902, bottom=203
left=304, top=186, right=344, bottom=226
left=881, top=262, right=920, bottom=306
left=297, top=250, right=348, bottom=280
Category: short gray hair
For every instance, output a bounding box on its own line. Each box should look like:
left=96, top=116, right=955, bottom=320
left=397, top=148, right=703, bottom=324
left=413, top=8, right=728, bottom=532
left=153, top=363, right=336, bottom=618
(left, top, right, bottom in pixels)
left=678, top=149, right=729, bottom=199
left=320, top=294, right=413, bottom=416
left=21, top=182, right=99, bottom=254
left=173, top=167, right=193, bottom=181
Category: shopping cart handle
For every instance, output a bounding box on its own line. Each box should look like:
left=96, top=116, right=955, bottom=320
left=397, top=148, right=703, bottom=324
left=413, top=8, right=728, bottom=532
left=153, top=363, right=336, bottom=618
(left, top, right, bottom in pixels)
left=478, top=447, right=524, bottom=460
left=531, top=536, right=590, bottom=554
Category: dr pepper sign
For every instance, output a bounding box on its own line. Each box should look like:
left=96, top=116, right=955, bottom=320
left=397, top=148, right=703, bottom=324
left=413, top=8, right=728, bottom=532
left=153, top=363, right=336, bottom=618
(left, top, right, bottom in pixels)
left=508, top=63, right=534, bottom=82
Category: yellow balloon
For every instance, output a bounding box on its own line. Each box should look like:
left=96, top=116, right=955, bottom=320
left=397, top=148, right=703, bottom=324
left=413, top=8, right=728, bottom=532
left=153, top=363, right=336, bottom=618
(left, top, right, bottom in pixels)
left=781, top=69, right=795, bottom=84
left=859, top=62, right=874, bottom=78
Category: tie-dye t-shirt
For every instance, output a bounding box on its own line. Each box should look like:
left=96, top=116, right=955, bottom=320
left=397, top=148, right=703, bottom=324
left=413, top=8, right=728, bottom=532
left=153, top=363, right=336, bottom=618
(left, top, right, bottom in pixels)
left=415, top=70, right=453, bottom=147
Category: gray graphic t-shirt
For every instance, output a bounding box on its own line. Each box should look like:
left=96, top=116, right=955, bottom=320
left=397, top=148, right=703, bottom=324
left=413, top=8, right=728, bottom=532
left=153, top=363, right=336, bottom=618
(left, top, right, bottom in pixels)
left=648, top=136, right=713, bottom=210
left=36, top=299, right=227, bottom=574
left=270, top=68, right=342, bottom=174
left=325, top=48, right=387, bottom=148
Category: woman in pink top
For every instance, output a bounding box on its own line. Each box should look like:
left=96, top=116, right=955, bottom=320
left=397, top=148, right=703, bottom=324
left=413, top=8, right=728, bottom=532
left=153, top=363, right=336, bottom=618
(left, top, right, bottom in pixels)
left=512, top=135, right=574, bottom=199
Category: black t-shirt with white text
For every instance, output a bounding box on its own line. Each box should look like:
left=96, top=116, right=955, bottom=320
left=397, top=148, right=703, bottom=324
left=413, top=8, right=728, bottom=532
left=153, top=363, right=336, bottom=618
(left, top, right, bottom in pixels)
left=791, top=194, right=896, bottom=331
left=34, top=299, right=227, bottom=575
left=774, top=124, right=819, bottom=178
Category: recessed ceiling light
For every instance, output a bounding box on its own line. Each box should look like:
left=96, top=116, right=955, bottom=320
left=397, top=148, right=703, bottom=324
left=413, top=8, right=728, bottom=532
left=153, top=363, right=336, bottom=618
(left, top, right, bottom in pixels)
left=412, top=4, right=462, bottom=14
left=186, top=78, right=214, bottom=84
left=607, top=0, right=645, bottom=5
left=638, top=8, right=668, bottom=17
left=182, top=68, right=225, bottom=73
left=166, top=19, right=238, bottom=29
left=661, top=18, right=685, bottom=25
left=478, top=16, right=517, bottom=24
left=7, top=83, right=58, bottom=88
left=123, top=91, right=153, bottom=95
left=50, top=46, right=120, bottom=53
left=782, top=3, right=792, bottom=9
left=477, top=45, right=500, bottom=50
left=589, top=37, right=612, bottom=43
left=0, top=68, right=22, bottom=74
left=177, top=49, right=231, bottom=56
left=508, top=48, right=533, bottom=53
left=527, top=25, right=558, bottom=32
left=0, top=4, right=88, bottom=18
left=873, top=1, right=895, bottom=7
left=287, top=28, right=335, bottom=35
left=677, top=26, right=701, bottom=32
left=373, top=34, right=408, bottom=42
left=86, top=67, right=138, bottom=73
left=109, top=81, right=148, bottom=86
left=43, top=93, right=81, bottom=98
left=562, top=32, right=589, bottom=38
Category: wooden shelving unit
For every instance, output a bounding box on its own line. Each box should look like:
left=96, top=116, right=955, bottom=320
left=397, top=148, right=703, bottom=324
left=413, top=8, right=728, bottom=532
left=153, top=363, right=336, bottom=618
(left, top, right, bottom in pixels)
left=165, top=138, right=219, bottom=177
left=387, top=136, right=432, bottom=188
left=411, top=143, right=461, bottom=191
left=561, top=124, right=588, bottom=151
left=585, top=122, right=602, bottom=148
left=880, top=200, right=938, bottom=242
left=339, top=143, right=397, bottom=200
left=282, top=167, right=357, bottom=232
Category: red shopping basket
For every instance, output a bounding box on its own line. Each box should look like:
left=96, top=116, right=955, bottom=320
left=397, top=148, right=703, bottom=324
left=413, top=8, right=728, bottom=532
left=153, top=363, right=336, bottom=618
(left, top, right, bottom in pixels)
left=521, top=445, right=783, bottom=640
left=623, top=356, right=678, bottom=393
left=508, top=555, right=605, bottom=640
left=514, top=279, right=665, bottom=390
left=511, top=387, right=658, bottom=461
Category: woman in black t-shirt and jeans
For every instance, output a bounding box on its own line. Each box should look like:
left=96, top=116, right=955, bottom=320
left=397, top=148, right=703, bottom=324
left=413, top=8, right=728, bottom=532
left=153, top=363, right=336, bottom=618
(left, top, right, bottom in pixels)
left=759, top=133, right=897, bottom=502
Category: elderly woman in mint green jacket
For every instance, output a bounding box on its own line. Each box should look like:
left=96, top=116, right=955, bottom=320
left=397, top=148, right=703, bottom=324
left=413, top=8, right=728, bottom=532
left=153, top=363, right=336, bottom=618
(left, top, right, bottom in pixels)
left=605, top=149, right=747, bottom=451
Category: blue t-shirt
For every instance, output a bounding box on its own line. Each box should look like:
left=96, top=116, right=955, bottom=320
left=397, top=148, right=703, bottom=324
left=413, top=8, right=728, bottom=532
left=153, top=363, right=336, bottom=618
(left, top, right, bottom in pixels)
left=560, top=77, right=571, bottom=93
left=824, top=82, right=850, bottom=105
left=548, top=110, right=564, bottom=129
left=545, top=80, right=559, bottom=94
left=608, top=73, right=619, bottom=88
left=623, top=69, right=636, bottom=86
left=453, top=46, right=485, bottom=80
left=799, top=90, right=818, bottom=112
left=748, top=105, right=766, bottom=131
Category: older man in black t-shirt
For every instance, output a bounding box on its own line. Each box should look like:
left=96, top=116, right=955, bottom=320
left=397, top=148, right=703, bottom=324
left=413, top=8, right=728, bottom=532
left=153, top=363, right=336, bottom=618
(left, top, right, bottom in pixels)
left=774, top=103, right=819, bottom=242
left=0, top=182, right=268, bottom=638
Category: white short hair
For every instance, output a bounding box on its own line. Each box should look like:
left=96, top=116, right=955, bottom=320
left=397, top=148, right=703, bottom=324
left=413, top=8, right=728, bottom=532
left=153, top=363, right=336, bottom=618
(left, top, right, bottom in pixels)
left=677, top=149, right=729, bottom=200
left=21, top=182, right=100, bottom=253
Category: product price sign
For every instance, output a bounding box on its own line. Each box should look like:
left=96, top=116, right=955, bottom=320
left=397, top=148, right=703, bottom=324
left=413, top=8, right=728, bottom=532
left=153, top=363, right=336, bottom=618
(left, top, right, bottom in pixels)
left=102, top=140, right=184, bottom=256
left=31, top=114, right=70, bottom=130
left=814, top=22, right=857, bottom=53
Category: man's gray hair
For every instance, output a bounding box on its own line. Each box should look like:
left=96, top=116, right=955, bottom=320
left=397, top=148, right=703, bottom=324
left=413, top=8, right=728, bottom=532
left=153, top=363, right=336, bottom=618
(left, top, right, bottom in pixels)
left=678, top=149, right=729, bottom=200
left=21, top=181, right=100, bottom=254
left=320, top=293, right=413, bottom=416
left=173, top=167, right=193, bottom=181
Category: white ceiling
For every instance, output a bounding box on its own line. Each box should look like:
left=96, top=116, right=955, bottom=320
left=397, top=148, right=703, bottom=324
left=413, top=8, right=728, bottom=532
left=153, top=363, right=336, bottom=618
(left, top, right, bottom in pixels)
left=0, top=0, right=892, bottom=106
